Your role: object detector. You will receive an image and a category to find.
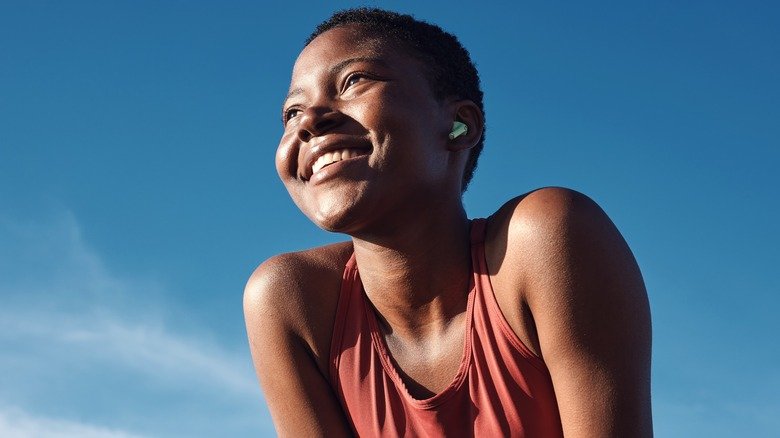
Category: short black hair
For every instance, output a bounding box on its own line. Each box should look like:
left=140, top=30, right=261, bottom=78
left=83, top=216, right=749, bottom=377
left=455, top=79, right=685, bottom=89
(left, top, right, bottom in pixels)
left=305, top=8, right=485, bottom=192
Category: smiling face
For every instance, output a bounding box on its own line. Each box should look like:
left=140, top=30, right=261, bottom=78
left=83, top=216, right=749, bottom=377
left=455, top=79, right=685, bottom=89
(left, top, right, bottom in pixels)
left=276, top=25, right=463, bottom=234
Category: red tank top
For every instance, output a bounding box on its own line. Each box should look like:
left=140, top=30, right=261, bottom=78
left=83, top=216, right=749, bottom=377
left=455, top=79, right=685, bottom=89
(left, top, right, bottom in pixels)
left=329, top=219, right=564, bottom=437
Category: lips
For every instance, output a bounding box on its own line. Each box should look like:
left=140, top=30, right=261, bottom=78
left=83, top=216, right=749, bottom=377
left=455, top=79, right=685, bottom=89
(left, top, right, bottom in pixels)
left=299, top=136, right=371, bottom=181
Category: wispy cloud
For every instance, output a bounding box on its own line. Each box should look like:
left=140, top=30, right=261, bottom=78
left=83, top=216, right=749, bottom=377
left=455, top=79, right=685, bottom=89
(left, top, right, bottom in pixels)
left=0, top=307, right=258, bottom=398
left=0, top=406, right=143, bottom=438
left=0, top=210, right=272, bottom=436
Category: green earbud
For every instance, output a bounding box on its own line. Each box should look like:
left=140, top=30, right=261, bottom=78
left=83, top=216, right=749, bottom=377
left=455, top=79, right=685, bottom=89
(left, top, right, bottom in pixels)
left=449, top=121, right=468, bottom=139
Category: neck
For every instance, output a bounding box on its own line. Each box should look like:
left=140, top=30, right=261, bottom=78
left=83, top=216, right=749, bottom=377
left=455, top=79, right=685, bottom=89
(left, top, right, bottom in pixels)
left=351, top=204, right=472, bottom=341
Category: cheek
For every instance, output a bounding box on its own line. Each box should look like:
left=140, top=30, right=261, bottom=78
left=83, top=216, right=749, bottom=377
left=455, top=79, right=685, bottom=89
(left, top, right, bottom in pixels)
left=275, top=133, right=297, bottom=180
left=274, top=148, right=286, bottom=179
left=377, top=92, right=438, bottom=139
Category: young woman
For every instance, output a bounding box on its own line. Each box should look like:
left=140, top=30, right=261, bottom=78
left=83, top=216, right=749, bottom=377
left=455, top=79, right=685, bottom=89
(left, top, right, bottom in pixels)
left=244, top=8, right=652, bottom=437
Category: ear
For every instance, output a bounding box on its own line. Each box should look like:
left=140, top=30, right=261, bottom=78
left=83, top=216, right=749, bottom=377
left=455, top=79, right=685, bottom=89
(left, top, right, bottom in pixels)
left=445, top=100, right=484, bottom=152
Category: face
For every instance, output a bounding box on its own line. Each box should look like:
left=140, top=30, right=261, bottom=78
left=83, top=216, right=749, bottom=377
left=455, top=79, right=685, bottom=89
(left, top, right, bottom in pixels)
left=276, top=25, right=459, bottom=234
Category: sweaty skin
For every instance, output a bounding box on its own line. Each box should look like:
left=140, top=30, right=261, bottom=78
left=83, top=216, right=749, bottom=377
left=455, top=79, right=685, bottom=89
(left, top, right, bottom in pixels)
left=244, top=25, right=652, bottom=437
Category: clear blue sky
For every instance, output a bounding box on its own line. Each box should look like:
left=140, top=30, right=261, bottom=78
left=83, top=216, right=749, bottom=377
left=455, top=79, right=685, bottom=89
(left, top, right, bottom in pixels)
left=1, top=1, right=778, bottom=436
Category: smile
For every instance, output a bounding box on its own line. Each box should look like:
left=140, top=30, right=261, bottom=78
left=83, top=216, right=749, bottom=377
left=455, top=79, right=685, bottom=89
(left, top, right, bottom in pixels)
left=310, top=148, right=367, bottom=177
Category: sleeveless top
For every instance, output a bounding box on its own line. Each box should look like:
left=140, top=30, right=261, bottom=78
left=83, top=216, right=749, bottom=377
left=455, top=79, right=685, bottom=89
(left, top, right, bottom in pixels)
left=329, top=219, right=564, bottom=437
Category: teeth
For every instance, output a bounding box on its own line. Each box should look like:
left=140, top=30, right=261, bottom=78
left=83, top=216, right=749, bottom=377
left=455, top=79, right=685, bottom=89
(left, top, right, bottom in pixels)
left=311, top=149, right=361, bottom=175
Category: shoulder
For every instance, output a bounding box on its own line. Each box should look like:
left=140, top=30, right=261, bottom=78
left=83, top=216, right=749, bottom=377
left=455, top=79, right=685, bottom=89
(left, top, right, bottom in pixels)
left=244, top=241, right=353, bottom=311
left=243, top=241, right=353, bottom=370
left=485, top=186, right=632, bottom=281
left=484, top=187, right=619, bottom=354
left=486, top=187, right=652, bottom=435
left=485, top=186, right=625, bottom=286
left=486, top=186, right=646, bottom=319
left=487, top=186, right=609, bottom=245
left=243, top=242, right=356, bottom=435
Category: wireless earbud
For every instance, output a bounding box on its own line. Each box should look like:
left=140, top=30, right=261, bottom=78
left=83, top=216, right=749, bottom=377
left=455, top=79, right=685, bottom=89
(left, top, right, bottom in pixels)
left=449, top=121, right=468, bottom=140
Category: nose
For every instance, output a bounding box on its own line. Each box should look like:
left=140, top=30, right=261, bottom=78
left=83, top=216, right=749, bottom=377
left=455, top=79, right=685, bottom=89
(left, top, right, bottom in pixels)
left=297, top=106, right=343, bottom=143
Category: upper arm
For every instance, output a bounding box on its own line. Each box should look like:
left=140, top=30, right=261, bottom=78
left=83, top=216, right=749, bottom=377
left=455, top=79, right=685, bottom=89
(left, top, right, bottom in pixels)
left=243, top=254, right=353, bottom=437
left=507, top=188, right=652, bottom=437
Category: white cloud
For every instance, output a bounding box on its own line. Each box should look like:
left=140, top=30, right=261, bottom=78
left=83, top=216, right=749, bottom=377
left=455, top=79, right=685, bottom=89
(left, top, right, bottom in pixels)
left=0, top=210, right=272, bottom=436
left=0, top=407, right=144, bottom=438
left=0, top=308, right=258, bottom=398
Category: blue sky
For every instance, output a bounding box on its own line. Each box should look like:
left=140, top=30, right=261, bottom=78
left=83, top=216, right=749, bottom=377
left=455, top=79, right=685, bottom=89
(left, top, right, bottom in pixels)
left=1, top=1, right=778, bottom=436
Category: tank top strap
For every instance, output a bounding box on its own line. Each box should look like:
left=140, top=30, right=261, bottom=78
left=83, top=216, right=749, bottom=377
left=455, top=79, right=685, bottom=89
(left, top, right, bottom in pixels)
left=330, top=252, right=360, bottom=388
left=470, top=218, right=487, bottom=245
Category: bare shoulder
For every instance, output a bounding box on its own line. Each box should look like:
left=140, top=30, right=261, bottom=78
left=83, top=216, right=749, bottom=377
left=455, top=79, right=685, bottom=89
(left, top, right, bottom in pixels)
left=243, top=242, right=354, bottom=436
left=486, top=186, right=636, bottom=283
left=487, top=186, right=610, bottom=246
left=243, top=241, right=353, bottom=371
left=486, top=187, right=652, bottom=436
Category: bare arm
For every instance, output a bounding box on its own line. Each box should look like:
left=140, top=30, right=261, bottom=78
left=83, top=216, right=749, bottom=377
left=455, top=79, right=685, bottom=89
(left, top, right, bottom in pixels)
left=503, top=188, right=652, bottom=436
left=244, top=252, right=353, bottom=437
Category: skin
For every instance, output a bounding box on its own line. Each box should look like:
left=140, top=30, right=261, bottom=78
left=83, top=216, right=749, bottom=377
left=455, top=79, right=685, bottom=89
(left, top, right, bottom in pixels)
left=244, top=24, right=653, bottom=437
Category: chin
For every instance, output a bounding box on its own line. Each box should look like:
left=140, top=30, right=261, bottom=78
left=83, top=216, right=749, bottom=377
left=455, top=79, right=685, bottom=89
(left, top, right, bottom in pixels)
left=300, top=192, right=368, bottom=235
left=313, top=217, right=351, bottom=234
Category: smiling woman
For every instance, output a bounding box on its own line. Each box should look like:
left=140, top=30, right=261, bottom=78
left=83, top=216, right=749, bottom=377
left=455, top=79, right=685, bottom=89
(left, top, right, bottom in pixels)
left=244, top=7, right=652, bottom=438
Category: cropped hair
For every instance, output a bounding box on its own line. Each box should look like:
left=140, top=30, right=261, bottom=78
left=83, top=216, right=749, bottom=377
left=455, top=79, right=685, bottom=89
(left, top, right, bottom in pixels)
left=306, top=8, right=485, bottom=192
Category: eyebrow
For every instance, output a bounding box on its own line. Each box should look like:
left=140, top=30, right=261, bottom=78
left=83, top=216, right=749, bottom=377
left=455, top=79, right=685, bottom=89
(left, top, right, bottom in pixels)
left=283, top=57, right=389, bottom=103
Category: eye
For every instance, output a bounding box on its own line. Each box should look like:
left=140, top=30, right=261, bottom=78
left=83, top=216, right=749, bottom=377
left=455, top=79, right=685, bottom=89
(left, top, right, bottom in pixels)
left=343, top=73, right=368, bottom=91
left=283, top=107, right=301, bottom=125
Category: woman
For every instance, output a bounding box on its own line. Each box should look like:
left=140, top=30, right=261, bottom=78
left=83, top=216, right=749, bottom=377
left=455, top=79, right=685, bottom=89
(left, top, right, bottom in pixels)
left=244, top=8, right=652, bottom=437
